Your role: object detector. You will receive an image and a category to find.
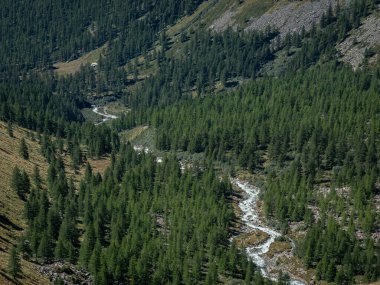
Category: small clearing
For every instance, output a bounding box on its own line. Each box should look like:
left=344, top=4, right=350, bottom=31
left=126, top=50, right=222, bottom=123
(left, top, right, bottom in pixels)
left=120, top=126, right=149, bottom=143
left=53, top=43, right=107, bottom=76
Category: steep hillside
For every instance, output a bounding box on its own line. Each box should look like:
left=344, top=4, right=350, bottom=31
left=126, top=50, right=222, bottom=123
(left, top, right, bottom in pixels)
left=47, top=0, right=380, bottom=102
left=208, top=0, right=336, bottom=36
left=146, top=0, right=380, bottom=78
left=112, top=0, right=379, bottom=102
left=53, top=43, right=108, bottom=76
left=337, top=4, right=380, bottom=69
left=0, top=121, right=111, bottom=284
left=54, top=0, right=341, bottom=78
left=0, top=122, right=51, bottom=285
left=1, top=0, right=380, bottom=284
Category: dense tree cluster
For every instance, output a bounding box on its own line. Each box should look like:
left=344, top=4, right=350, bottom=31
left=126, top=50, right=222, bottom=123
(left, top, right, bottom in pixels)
left=22, top=144, right=272, bottom=285
left=8, top=246, right=21, bottom=279
left=72, top=27, right=278, bottom=107
left=2, top=0, right=380, bottom=284
left=0, top=0, right=205, bottom=77
left=299, top=218, right=379, bottom=283
left=19, top=138, right=29, bottom=160
left=121, top=63, right=380, bottom=282
left=140, top=64, right=379, bottom=179
left=0, top=77, right=85, bottom=134
left=126, top=29, right=276, bottom=107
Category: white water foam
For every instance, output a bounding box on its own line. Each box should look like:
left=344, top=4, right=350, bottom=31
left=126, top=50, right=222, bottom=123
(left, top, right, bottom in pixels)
left=92, top=105, right=118, bottom=125
left=231, top=179, right=306, bottom=285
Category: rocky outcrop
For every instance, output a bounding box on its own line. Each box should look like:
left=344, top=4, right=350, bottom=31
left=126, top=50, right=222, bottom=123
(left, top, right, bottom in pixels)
left=244, top=0, right=337, bottom=37
left=208, top=0, right=379, bottom=71
left=209, top=8, right=237, bottom=32
left=209, top=0, right=339, bottom=38
left=37, top=261, right=92, bottom=285
left=337, top=6, right=380, bottom=70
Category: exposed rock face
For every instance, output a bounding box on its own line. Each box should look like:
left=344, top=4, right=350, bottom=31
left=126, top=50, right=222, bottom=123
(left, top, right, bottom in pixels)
left=209, top=0, right=379, bottom=71
left=337, top=6, right=380, bottom=70
left=244, top=0, right=337, bottom=37
left=37, top=261, right=92, bottom=284
left=209, top=8, right=237, bottom=32
left=209, top=0, right=339, bottom=38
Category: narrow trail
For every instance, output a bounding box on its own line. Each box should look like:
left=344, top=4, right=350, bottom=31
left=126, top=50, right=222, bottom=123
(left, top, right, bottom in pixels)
left=231, top=179, right=307, bottom=285
left=92, top=105, right=118, bottom=125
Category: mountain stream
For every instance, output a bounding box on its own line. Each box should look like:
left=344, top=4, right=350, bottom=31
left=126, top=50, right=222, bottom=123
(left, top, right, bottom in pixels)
left=231, top=179, right=307, bottom=285
left=92, top=105, right=118, bottom=125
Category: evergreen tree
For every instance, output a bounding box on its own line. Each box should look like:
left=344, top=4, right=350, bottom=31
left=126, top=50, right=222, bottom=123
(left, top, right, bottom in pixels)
left=19, top=138, right=29, bottom=160
left=11, top=167, right=30, bottom=199
left=8, top=246, right=21, bottom=278
left=33, top=166, right=42, bottom=190
left=7, top=121, right=14, bottom=138
left=71, top=142, right=82, bottom=171
left=37, top=231, right=53, bottom=259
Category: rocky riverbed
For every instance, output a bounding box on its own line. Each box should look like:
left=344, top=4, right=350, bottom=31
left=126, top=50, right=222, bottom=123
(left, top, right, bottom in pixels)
left=231, top=178, right=308, bottom=285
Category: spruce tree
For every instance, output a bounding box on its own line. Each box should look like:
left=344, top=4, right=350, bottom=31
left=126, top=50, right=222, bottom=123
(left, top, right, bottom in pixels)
left=21, top=170, right=30, bottom=195
left=37, top=231, right=52, bottom=259
left=244, top=261, right=253, bottom=284
left=8, top=246, right=21, bottom=278
left=11, top=167, right=29, bottom=199
left=33, top=166, right=42, bottom=190
left=11, top=166, right=22, bottom=195
left=79, top=223, right=95, bottom=267
left=19, top=138, right=29, bottom=160
left=71, top=143, right=82, bottom=170
left=7, top=121, right=14, bottom=138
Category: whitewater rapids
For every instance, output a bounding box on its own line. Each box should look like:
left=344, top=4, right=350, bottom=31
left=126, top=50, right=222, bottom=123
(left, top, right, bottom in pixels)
left=92, top=105, right=118, bottom=125
left=231, top=179, right=306, bottom=285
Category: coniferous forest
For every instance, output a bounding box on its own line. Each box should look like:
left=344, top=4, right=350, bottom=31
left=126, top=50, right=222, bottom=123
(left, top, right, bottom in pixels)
left=0, top=0, right=379, bottom=284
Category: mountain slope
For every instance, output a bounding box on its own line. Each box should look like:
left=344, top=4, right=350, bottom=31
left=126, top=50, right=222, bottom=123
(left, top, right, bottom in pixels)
left=0, top=122, right=51, bottom=285
left=0, top=0, right=380, bottom=284
left=338, top=4, right=380, bottom=69
left=0, top=121, right=112, bottom=284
